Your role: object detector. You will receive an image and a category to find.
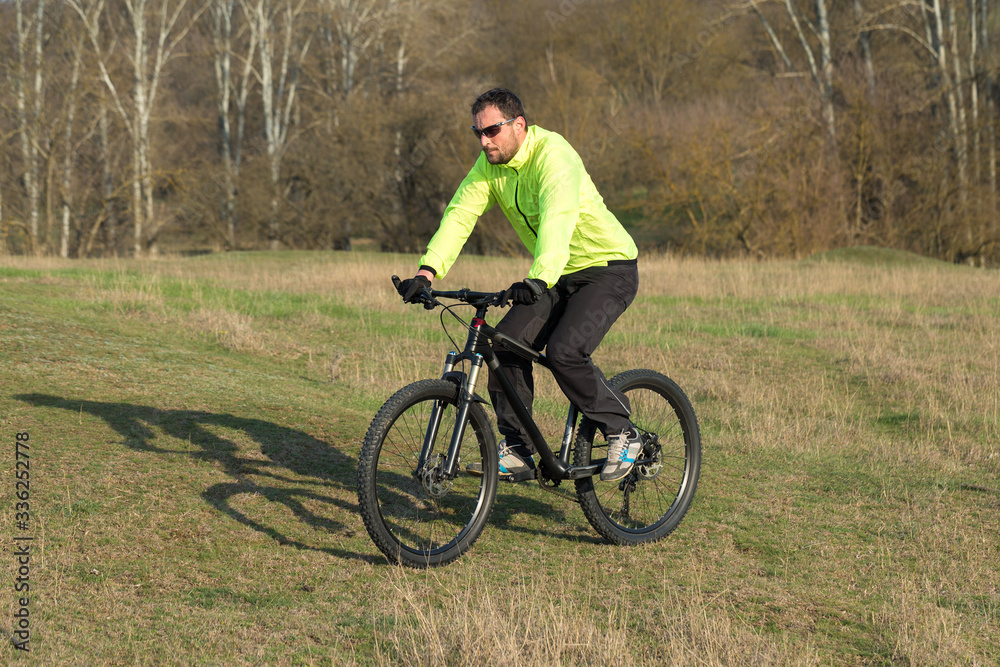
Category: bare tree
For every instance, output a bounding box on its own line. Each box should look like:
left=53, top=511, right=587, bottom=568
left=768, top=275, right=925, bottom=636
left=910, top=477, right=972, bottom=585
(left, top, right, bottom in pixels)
left=317, top=0, right=385, bottom=101
left=969, top=0, right=1000, bottom=218
left=243, top=0, right=312, bottom=250
left=13, top=0, right=48, bottom=253
left=853, top=0, right=876, bottom=97
left=211, top=0, right=257, bottom=249
left=59, top=37, right=85, bottom=258
left=68, top=0, right=207, bottom=256
left=749, top=0, right=837, bottom=143
left=858, top=0, right=1000, bottom=260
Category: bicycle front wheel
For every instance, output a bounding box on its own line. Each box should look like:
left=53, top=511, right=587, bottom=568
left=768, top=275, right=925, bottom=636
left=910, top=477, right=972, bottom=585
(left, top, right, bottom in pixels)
left=357, top=379, right=498, bottom=567
left=574, top=369, right=701, bottom=545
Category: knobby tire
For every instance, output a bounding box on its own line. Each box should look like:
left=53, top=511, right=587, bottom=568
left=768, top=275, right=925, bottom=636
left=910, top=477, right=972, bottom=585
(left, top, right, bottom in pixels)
left=357, top=379, right=498, bottom=567
left=573, top=369, right=701, bottom=545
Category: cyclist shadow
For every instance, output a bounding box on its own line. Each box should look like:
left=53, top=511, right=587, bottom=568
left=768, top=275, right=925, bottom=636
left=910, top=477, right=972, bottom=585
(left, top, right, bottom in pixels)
left=15, top=393, right=376, bottom=563
left=490, top=488, right=604, bottom=544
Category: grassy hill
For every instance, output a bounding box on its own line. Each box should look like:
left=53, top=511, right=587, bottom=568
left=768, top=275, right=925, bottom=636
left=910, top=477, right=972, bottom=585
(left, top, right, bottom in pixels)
left=1, top=250, right=998, bottom=664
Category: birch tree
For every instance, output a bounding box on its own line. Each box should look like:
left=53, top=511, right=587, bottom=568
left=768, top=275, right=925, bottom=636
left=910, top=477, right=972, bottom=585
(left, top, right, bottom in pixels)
left=211, top=0, right=257, bottom=249
left=13, top=0, right=48, bottom=253
left=59, top=36, right=86, bottom=258
left=317, top=0, right=384, bottom=101
left=68, top=0, right=206, bottom=256
left=853, top=0, right=876, bottom=97
left=859, top=0, right=995, bottom=255
left=243, top=0, right=312, bottom=250
left=971, top=0, right=996, bottom=221
left=749, top=0, right=837, bottom=143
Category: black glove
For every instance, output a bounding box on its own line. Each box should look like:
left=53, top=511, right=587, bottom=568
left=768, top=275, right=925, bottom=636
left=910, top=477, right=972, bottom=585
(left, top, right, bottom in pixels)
left=500, top=278, right=547, bottom=307
left=397, top=275, right=431, bottom=303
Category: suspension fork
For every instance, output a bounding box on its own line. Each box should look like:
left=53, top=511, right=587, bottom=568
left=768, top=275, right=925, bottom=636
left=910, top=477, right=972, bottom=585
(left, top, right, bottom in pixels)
left=417, top=316, right=489, bottom=479
left=440, top=354, right=484, bottom=478
left=415, top=351, right=458, bottom=473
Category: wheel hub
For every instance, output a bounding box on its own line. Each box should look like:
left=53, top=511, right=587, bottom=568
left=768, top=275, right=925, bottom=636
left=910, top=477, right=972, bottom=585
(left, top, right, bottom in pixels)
left=420, top=456, right=453, bottom=497
left=637, top=435, right=663, bottom=479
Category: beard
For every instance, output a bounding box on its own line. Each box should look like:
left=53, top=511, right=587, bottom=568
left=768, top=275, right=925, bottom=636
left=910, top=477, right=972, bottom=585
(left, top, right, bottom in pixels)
left=483, top=138, right=517, bottom=165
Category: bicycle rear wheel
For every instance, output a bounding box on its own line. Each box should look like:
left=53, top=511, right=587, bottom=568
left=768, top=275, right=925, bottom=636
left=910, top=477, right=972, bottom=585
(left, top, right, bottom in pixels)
left=573, top=369, right=700, bottom=545
left=357, top=379, right=498, bottom=567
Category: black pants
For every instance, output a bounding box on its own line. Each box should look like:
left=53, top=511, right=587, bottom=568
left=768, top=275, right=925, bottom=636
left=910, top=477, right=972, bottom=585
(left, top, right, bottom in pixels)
left=487, top=261, right=639, bottom=457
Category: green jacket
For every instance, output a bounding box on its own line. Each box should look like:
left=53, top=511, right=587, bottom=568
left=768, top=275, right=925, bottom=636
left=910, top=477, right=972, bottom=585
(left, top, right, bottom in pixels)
left=420, top=125, right=637, bottom=287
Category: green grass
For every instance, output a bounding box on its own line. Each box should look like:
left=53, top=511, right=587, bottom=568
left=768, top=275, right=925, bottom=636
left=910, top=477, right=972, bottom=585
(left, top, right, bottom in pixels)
left=1, top=249, right=998, bottom=664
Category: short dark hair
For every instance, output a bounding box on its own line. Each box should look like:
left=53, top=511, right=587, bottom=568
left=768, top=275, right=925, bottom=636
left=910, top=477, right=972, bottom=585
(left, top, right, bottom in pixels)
left=471, top=88, right=526, bottom=122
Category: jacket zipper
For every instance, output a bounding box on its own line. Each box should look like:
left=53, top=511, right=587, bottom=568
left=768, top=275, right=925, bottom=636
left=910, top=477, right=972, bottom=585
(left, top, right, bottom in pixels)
left=511, top=167, right=536, bottom=238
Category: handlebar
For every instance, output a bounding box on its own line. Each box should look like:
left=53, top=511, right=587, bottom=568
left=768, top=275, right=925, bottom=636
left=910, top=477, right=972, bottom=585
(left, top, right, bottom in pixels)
left=391, top=275, right=504, bottom=309
left=390, top=276, right=541, bottom=362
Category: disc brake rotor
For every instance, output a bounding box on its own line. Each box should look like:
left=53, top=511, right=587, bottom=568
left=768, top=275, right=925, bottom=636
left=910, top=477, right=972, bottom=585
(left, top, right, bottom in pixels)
left=420, top=455, right=453, bottom=497
left=637, top=435, right=663, bottom=479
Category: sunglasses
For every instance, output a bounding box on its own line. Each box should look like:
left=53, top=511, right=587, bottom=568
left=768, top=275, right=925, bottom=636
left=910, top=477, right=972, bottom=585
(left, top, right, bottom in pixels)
left=471, top=118, right=516, bottom=139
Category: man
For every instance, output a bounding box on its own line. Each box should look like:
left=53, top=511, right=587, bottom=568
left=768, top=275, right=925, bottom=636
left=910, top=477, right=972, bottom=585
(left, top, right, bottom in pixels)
left=396, top=88, right=641, bottom=482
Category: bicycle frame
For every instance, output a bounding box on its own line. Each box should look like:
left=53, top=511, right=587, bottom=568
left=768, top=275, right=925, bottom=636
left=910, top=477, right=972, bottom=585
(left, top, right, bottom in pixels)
left=417, top=291, right=608, bottom=484
left=361, top=279, right=702, bottom=565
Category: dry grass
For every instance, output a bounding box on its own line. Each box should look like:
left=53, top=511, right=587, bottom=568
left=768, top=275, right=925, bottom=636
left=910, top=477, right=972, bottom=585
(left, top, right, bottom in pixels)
left=375, top=563, right=822, bottom=666
left=1, top=248, right=998, bottom=664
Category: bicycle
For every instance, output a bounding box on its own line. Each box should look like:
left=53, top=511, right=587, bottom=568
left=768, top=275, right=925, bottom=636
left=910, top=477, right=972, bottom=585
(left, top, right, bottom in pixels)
left=356, top=277, right=701, bottom=568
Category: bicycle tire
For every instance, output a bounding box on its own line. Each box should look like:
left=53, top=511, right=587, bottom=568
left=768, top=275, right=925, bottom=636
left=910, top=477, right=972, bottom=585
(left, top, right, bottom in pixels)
left=357, top=379, right=498, bottom=567
left=573, top=369, right=701, bottom=545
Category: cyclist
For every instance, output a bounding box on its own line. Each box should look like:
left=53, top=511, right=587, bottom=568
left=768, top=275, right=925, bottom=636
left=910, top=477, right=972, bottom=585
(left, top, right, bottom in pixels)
left=396, top=88, right=641, bottom=482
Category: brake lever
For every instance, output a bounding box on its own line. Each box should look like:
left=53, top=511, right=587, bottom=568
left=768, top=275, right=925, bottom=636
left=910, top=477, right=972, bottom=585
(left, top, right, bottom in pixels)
left=391, top=274, right=435, bottom=308
left=421, top=290, right=438, bottom=310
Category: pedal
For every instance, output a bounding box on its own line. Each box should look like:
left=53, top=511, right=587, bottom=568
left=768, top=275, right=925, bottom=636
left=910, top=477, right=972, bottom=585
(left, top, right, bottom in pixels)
left=502, top=469, right=538, bottom=483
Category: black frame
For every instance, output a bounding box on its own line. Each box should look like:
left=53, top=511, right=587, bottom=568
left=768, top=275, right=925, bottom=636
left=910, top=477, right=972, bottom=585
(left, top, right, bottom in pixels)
left=415, top=285, right=654, bottom=484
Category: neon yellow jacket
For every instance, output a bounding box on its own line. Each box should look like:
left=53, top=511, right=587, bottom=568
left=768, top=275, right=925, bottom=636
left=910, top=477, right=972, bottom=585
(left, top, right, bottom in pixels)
left=419, top=125, right=637, bottom=287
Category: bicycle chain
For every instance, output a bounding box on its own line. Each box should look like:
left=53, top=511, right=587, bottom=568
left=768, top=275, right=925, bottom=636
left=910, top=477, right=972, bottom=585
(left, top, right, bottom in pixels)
left=536, top=473, right=579, bottom=504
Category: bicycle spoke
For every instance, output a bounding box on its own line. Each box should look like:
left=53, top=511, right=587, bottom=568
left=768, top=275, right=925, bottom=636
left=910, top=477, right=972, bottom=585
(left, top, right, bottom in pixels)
left=574, top=370, right=701, bottom=544
left=358, top=380, right=498, bottom=567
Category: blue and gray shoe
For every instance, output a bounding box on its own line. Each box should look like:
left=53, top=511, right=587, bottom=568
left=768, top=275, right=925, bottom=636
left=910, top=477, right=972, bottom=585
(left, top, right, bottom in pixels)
left=466, top=440, right=535, bottom=478
left=600, top=428, right=643, bottom=481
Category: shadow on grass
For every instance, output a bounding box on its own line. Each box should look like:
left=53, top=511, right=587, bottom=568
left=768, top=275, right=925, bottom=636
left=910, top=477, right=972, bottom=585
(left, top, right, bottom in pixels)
left=491, top=489, right=604, bottom=544
left=15, top=393, right=378, bottom=562
left=17, top=394, right=603, bottom=561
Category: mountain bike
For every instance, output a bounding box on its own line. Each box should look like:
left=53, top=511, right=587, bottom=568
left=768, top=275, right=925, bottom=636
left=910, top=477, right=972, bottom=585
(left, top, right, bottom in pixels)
left=356, top=277, right=701, bottom=567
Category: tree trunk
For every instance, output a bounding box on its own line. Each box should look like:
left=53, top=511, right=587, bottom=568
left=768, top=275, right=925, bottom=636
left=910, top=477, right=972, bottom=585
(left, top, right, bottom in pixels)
left=814, top=0, right=836, bottom=143
left=854, top=0, right=876, bottom=97
left=947, top=1, right=970, bottom=212
left=779, top=0, right=836, bottom=144
left=99, top=94, right=118, bottom=255
left=60, top=44, right=84, bottom=259
left=15, top=0, right=46, bottom=254
left=391, top=8, right=409, bottom=247
left=131, top=0, right=149, bottom=256
left=931, top=0, right=968, bottom=217
left=256, top=0, right=280, bottom=249
left=750, top=0, right=793, bottom=71
left=252, top=0, right=311, bottom=251
left=967, top=0, right=981, bottom=193
left=213, top=0, right=255, bottom=250
left=979, top=0, right=996, bottom=222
